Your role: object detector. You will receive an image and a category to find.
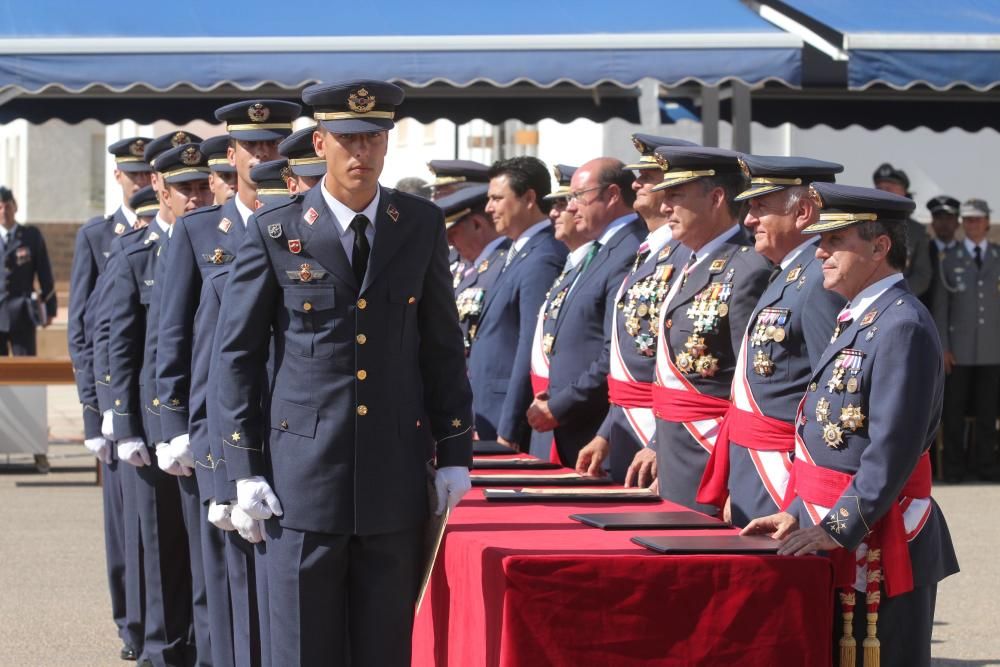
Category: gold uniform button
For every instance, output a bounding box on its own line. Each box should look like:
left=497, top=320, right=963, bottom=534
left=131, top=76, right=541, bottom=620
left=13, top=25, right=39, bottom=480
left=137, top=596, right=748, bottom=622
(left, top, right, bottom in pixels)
left=357, top=405, right=368, bottom=416
left=357, top=298, right=367, bottom=310
left=303, top=301, right=313, bottom=312
left=356, top=370, right=367, bottom=380
left=407, top=296, right=416, bottom=304
left=356, top=334, right=367, bottom=344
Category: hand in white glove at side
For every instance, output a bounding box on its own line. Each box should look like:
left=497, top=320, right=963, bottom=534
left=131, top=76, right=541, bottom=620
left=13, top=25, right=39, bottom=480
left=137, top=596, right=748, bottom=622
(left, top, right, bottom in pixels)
left=84, top=437, right=112, bottom=465
left=168, top=433, right=195, bottom=469
left=230, top=505, right=264, bottom=544
left=101, top=410, right=115, bottom=440
left=117, top=438, right=150, bottom=467
left=236, top=476, right=283, bottom=520
left=207, top=501, right=235, bottom=531
left=155, top=442, right=192, bottom=477
left=434, top=466, right=471, bottom=516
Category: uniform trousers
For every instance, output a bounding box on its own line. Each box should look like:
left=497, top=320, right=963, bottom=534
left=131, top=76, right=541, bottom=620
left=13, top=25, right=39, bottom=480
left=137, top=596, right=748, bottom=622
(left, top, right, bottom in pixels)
left=226, top=532, right=268, bottom=667
left=263, top=520, right=424, bottom=667
left=943, top=364, right=1000, bottom=478
left=833, top=584, right=937, bottom=667
left=178, top=475, right=212, bottom=666
left=199, top=509, right=235, bottom=667
left=119, top=460, right=146, bottom=656
left=0, top=322, right=36, bottom=355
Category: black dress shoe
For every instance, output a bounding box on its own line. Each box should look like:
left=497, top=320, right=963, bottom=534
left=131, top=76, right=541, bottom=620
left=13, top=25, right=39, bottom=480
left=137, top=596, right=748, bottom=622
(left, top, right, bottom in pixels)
left=120, top=644, right=137, bottom=661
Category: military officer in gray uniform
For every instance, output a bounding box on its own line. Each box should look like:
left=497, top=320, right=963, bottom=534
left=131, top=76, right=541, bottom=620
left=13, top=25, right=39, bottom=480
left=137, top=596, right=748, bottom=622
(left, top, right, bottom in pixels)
left=873, top=163, right=932, bottom=299
left=932, top=197, right=1000, bottom=482
left=436, top=183, right=509, bottom=355
left=214, top=80, right=473, bottom=666
left=744, top=182, right=958, bottom=667
left=278, top=125, right=326, bottom=193
left=67, top=136, right=153, bottom=661
left=0, top=186, right=56, bottom=356
left=695, top=155, right=845, bottom=527
left=648, top=145, right=771, bottom=514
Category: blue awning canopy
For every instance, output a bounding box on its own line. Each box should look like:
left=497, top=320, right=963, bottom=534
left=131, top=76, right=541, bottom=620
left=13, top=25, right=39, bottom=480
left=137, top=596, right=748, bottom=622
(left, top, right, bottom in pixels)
left=0, top=1, right=801, bottom=113
left=757, top=0, right=1000, bottom=90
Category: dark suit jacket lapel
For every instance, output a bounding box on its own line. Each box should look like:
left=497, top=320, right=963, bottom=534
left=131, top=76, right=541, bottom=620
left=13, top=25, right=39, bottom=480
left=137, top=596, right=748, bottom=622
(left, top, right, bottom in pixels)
left=3, top=226, right=22, bottom=258
left=812, top=282, right=905, bottom=374
left=361, top=187, right=406, bottom=294
left=480, top=227, right=553, bottom=316
left=298, top=187, right=357, bottom=289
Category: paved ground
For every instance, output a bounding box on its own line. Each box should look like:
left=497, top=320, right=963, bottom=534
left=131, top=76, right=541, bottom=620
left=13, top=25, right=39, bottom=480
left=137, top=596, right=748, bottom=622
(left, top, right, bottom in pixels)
left=0, top=386, right=997, bottom=666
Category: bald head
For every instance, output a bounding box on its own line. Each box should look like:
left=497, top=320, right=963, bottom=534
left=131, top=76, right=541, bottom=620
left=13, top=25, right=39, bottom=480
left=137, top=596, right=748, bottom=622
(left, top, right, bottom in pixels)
left=567, top=157, right=636, bottom=241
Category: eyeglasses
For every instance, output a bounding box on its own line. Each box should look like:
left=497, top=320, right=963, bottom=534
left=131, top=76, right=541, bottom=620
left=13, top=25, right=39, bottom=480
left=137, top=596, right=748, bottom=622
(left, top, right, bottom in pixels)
left=568, top=185, right=608, bottom=204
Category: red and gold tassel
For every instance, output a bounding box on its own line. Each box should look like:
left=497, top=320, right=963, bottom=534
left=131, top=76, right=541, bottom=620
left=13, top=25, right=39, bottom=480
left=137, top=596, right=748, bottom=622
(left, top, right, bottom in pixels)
left=839, top=589, right=857, bottom=666
left=863, top=547, right=883, bottom=667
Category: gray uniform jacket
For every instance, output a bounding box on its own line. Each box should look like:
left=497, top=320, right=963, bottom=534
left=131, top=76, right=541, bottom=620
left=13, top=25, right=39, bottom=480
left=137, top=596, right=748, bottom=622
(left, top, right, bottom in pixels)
left=931, top=241, right=1000, bottom=366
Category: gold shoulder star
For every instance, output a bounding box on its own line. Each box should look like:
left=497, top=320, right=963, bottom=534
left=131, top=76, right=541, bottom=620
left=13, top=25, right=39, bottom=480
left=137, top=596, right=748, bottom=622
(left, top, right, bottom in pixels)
left=231, top=431, right=241, bottom=442
left=451, top=418, right=462, bottom=428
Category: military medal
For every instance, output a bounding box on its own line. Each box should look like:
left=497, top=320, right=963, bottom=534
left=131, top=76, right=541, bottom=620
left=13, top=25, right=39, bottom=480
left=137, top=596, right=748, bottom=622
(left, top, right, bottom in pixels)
left=846, top=377, right=859, bottom=393
left=635, top=332, right=655, bottom=357
left=542, top=333, right=555, bottom=355
left=827, top=349, right=863, bottom=393
left=621, top=259, right=674, bottom=356
left=695, top=354, right=720, bottom=378
left=840, top=404, right=865, bottom=431
left=822, top=422, right=845, bottom=449
left=815, top=397, right=831, bottom=423
left=675, top=351, right=694, bottom=372
left=752, top=350, right=774, bottom=377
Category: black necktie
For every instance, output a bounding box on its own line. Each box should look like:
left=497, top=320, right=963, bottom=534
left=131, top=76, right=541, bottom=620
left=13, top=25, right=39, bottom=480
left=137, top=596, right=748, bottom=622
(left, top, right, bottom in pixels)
left=975, top=245, right=983, bottom=269
left=350, top=215, right=371, bottom=286
left=767, top=264, right=782, bottom=284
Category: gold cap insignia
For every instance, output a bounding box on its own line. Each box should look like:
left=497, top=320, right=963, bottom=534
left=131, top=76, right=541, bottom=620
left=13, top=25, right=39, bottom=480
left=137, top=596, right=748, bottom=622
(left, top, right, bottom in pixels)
left=738, top=156, right=751, bottom=179
left=248, top=103, right=271, bottom=123
left=129, top=140, right=145, bottom=157
left=808, top=184, right=824, bottom=209
left=654, top=152, right=669, bottom=170
left=280, top=166, right=291, bottom=182
left=348, top=87, right=376, bottom=114
left=551, top=164, right=562, bottom=181
left=631, top=136, right=647, bottom=154
left=171, top=131, right=191, bottom=147
left=181, top=146, right=201, bottom=166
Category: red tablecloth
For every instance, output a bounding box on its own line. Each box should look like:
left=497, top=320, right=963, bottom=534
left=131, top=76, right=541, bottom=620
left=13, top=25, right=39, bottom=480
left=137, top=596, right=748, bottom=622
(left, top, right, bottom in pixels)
left=412, top=488, right=834, bottom=667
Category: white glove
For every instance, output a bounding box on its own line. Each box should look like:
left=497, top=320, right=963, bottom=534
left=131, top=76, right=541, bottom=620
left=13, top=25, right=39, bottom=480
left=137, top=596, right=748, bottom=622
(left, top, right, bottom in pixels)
left=168, top=433, right=195, bottom=469
left=101, top=410, right=115, bottom=440
left=84, top=437, right=112, bottom=465
left=236, top=476, right=284, bottom=520
left=434, top=466, right=471, bottom=515
left=155, top=442, right=192, bottom=477
left=230, top=505, right=264, bottom=544
left=207, top=501, right=235, bottom=531
left=117, top=438, right=150, bottom=467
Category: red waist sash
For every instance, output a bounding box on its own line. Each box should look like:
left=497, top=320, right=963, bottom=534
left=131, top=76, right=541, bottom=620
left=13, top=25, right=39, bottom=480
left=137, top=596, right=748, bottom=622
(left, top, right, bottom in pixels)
left=696, top=405, right=795, bottom=508
left=607, top=377, right=653, bottom=408
left=651, top=384, right=730, bottom=422
left=788, top=452, right=932, bottom=598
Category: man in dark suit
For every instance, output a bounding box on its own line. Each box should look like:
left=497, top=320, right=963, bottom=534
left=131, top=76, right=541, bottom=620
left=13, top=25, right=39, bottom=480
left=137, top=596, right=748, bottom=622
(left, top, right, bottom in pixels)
left=525, top=158, right=644, bottom=465
left=213, top=80, right=473, bottom=666
left=648, top=146, right=771, bottom=514
left=873, top=162, right=933, bottom=300
left=695, top=155, right=846, bottom=527
left=66, top=136, right=152, bottom=662
left=0, top=186, right=56, bottom=357
left=744, top=183, right=958, bottom=667
left=467, top=157, right=567, bottom=447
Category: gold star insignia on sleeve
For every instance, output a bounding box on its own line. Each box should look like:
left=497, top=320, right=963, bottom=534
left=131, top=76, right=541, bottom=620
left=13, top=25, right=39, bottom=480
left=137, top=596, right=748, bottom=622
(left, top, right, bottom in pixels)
left=451, top=419, right=462, bottom=428
left=231, top=432, right=241, bottom=442
left=114, top=399, right=121, bottom=407
left=170, top=398, right=180, bottom=406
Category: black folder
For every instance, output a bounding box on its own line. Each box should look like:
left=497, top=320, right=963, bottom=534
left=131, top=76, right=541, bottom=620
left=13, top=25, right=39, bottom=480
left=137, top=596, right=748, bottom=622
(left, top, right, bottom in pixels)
left=473, top=440, right=517, bottom=455
left=471, top=458, right=560, bottom=470
left=472, top=473, right=614, bottom=487
left=570, top=511, right=728, bottom=530
left=631, top=535, right=780, bottom=554
left=483, top=488, right=661, bottom=502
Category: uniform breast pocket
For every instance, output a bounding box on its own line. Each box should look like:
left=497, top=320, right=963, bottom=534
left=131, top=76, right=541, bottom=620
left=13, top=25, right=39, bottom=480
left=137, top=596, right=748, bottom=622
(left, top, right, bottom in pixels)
left=270, top=397, right=319, bottom=439
left=283, top=286, right=339, bottom=358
